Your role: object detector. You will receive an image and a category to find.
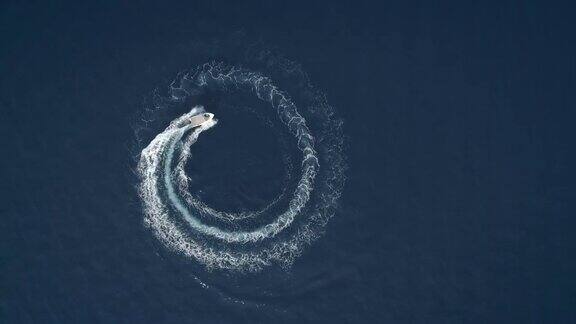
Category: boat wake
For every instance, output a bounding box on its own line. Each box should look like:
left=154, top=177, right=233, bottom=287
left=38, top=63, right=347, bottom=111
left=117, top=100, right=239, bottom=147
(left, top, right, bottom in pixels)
left=136, top=59, right=345, bottom=272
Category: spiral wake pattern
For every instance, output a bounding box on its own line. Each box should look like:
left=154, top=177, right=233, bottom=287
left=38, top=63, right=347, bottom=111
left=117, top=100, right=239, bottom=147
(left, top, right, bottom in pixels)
left=137, top=62, right=345, bottom=271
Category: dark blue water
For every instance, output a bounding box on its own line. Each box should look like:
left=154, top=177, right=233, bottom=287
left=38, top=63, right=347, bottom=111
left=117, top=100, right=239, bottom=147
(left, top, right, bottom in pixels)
left=2, top=1, right=575, bottom=323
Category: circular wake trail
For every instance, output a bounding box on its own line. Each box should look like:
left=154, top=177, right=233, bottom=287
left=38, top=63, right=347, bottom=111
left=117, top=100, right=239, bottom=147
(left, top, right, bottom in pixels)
left=137, top=63, right=345, bottom=271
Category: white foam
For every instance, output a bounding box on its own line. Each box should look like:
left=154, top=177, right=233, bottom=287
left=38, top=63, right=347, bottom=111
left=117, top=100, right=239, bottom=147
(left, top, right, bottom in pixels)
left=137, top=63, right=345, bottom=271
